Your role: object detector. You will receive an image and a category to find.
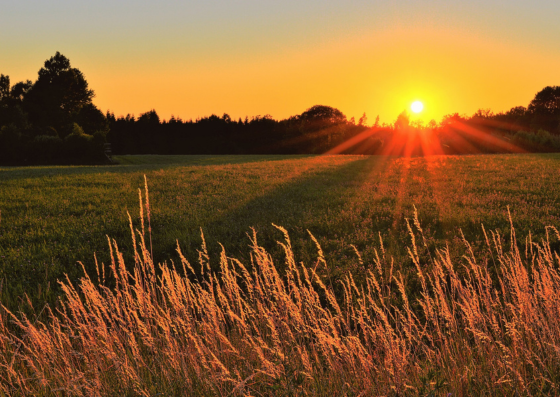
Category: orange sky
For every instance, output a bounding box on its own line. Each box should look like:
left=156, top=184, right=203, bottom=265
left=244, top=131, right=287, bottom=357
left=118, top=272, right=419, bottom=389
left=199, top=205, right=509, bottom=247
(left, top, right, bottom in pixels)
left=2, top=1, right=560, bottom=124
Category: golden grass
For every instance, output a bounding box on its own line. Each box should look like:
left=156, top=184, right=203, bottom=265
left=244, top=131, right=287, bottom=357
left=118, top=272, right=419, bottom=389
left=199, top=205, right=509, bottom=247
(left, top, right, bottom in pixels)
left=1, top=183, right=560, bottom=396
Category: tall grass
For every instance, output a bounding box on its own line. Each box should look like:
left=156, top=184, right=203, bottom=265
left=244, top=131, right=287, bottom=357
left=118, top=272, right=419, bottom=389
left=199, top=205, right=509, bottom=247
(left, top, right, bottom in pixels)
left=2, top=154, right=560, bottom=313
left=1, top=182, right=560, bottom=396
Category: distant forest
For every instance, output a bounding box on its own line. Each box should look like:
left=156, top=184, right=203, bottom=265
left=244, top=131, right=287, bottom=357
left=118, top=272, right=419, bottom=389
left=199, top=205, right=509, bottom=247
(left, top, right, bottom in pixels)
left=1, top=53, right=560, bottom=165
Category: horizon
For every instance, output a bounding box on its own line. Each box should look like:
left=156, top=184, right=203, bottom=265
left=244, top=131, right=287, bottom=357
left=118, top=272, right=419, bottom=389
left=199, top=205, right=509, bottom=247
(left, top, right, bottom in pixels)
left=2, top=1, right=560, bottom=124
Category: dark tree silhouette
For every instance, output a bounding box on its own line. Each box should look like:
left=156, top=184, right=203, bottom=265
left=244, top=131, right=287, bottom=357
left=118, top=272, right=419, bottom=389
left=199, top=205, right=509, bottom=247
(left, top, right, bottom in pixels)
left=4, top=55, right=560, bottom=163
left=528, top=86, right=560, bottom=133
left=506, top=106, right=527, bottom=117
left=10, top=80, right=33, bottom=102
left=529, top=86, right=560, bottom=115
left=0, top=52, right=108, bottom=164
left=25, top=52, right=95, bottom=135
left=138, top=109, right=160, bottom=125
left=0, top=74, right=9, bottom=101
left=300, top=105, right=346, bottom=127
left=75, top=103, right=109, bottom=136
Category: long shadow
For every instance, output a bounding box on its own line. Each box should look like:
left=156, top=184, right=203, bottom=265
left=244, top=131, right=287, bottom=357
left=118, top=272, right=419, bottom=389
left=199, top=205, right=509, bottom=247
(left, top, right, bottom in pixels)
left=173, top=156, right=384, bottom=272
left=0, top=154, right=313, bottom=182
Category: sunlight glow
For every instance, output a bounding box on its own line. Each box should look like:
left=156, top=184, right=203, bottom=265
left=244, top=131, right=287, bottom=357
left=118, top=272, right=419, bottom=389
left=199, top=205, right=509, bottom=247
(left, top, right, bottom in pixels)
left=411, top=101, right=424, bottom=114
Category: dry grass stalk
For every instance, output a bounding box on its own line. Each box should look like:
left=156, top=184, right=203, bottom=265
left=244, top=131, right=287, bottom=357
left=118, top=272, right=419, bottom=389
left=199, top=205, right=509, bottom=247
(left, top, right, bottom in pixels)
left=0, top=184, right=559, bottom=396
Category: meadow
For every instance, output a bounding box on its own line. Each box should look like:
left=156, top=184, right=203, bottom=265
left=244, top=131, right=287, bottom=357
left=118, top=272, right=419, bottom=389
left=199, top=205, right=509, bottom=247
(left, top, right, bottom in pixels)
left=1, top=154, right=560, bottom=395
left=0, top=154, right=559, bottom=308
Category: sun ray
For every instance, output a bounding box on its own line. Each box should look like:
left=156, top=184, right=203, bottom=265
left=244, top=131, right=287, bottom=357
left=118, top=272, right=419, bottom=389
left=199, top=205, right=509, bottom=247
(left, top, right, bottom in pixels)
left=325, top=128, right=380, bottom=155
left=450, top=121, right=525, bottom=153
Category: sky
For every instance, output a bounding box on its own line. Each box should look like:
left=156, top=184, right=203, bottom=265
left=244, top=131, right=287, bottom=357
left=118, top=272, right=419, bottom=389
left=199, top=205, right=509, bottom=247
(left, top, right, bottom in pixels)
left=1, top=0, right=560, bottom=124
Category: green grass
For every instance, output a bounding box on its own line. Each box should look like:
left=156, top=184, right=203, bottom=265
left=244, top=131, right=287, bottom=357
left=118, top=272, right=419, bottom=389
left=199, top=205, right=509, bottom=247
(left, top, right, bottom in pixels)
left=1, top=153, right=559, bottom=309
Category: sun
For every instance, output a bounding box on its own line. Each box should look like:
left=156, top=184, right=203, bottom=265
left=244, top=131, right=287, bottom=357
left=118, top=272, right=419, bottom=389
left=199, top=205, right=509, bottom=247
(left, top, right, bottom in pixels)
left=411, top=101, right=424, bottom=114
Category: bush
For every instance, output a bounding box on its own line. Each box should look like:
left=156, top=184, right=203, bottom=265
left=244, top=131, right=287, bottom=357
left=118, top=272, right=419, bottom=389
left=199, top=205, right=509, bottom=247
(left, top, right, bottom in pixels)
left=512, top=129, right=560, bottom=151
left=0, top=124, right=24, bottom=163
left=29, top=135, right=64, bottom=163
left=44, top=126, right=59, bottom=137
left=64, top=123, right=94, bottom=161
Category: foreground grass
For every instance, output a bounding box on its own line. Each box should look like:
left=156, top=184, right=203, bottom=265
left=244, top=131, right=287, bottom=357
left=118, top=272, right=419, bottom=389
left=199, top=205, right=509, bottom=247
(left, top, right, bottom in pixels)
left=0, top=154, right=559, bottom=310
left=1, top=188, right=560, bottom=396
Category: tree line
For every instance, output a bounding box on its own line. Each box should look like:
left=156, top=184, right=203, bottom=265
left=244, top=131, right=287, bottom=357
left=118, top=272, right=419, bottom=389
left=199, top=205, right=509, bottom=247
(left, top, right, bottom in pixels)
left=1, top=52, right=560, bottom=164
left=106, top=106, right=371, bottom=156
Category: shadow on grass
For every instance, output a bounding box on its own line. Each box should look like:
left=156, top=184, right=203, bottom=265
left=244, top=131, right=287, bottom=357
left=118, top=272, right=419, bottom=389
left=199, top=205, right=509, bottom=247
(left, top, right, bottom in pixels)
left=0, top=154, right=314, bottom=182
left=168, top=156, right=384, bottom=273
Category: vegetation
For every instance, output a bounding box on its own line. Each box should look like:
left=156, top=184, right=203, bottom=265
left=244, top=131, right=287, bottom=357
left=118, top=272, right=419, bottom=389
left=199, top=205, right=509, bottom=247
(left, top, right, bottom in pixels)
left=2, top=52, right=560, bottom=164
left=104, top=86, right=560, bottom=157
left=0, top=53, right=108, bottom=165
left=1, top=154, right=560, bottom=310
left=1, top=178, right=560, bottom=395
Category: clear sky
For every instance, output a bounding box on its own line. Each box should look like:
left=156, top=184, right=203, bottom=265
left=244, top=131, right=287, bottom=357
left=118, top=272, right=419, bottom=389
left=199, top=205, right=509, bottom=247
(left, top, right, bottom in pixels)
left=2, top=0, right=560, bottom=124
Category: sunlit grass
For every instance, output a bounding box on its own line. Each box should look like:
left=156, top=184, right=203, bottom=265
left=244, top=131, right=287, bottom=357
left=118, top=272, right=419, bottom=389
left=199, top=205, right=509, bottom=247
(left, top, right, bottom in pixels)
left=1, top=183, right=560, bottom=396
left=0, top=153, right=559, bottom=311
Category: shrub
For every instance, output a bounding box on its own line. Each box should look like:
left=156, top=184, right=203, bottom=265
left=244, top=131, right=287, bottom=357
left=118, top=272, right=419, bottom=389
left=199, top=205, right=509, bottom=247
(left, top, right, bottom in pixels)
left=513, top=129, right=560, bottom=151
left=0, top=124, right=24, bottom=163
left=29, top=135, right=64, bottom=163
left=64, top=123, right=94, bottom=161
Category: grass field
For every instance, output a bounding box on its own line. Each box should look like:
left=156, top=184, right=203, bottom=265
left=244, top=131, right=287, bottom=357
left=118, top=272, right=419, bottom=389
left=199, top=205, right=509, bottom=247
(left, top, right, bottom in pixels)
left=2, top=153, right=560, bottom=395
left=1, top=153, right=559, bottom=309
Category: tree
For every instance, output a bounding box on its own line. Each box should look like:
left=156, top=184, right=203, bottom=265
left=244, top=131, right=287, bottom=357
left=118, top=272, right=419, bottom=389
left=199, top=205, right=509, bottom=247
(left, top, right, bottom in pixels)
left=0, top=75, right=9, bottom=101
left=299, top=105, right=346, bottom=126
left=528, top=86, right=560, bottom=133
left=441, top=113, right=465, bottom=128
left=25, top=52, right=95, bottom=133
left=0, top=76, right=31, bottom=132
left=358, top=112, right=368, bottom=127
left=394, top=111, right=410, bottom=130
left=506, top=106, right=527, bottom=117
left=529, top=86, right=560, bottom=115
left=0, top=53, right=108, bottom=164
left=38, top=52, right=71, bottom=80
left=75, top=103, right=109, bottom=135
left=10, top=80, right=32, bottom=102
left=472, top=108, right=494, bottom=119
left=298, top=105, right=347, bottom=138
left=138, top=109, right=160, bottom=125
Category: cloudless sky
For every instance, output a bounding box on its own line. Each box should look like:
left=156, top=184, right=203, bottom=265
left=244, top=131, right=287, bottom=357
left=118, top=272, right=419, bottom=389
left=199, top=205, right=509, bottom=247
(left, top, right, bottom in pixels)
left=2, top=0, right=560, bottom=124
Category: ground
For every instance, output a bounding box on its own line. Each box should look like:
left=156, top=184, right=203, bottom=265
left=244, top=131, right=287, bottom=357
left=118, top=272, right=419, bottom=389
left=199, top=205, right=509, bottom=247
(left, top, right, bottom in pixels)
left=1, top=153, right=559, bottom=308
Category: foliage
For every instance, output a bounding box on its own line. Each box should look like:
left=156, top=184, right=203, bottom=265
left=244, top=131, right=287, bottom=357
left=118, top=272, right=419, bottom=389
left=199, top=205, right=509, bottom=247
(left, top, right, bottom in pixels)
left=0, top=52, right=107, bottom=165
left=2, top=52, right=560, bottom=161
left=299, top=104, right=347, bottom=129
left=102, top=85, right=560, bottom=158
left=528, top=86, right=560, bottom=133
left=394, top=110, right=410, bottom=130
left=106, top=107, right=367, bottom=156
left=0, top=124, right=24, bottom=163
left=29, top=135, right=64, bottom=163
left=25, top=52, right=94, bottom=133
left=512, top=129, right=560, bottom=151
left=3, top=60, right=560, bottom=160
left=0, top=75, right=9, bottom=101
